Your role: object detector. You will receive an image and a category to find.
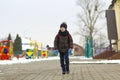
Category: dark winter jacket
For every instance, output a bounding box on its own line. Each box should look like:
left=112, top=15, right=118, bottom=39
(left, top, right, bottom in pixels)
left=54, top=30, right=73, bottom=53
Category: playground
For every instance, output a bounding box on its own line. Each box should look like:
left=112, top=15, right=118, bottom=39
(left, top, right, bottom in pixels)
left=0, top=39, right=50, bottom=60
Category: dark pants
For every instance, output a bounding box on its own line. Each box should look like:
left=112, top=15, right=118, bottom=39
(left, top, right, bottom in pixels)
left=60, top=51, right=69, bottom=72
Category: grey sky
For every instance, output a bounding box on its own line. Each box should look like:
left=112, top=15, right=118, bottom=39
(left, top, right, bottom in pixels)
left=0, top=0, right=112, bottom=46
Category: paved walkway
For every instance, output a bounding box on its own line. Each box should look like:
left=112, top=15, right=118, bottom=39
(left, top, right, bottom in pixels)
left=0, top=58, right=120, bottom=80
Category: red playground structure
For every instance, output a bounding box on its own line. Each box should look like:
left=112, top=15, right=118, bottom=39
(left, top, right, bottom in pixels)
left=0, top=40, right=12, bottom=60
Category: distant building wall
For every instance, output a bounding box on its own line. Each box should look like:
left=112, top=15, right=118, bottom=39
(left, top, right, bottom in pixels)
left=73, top=43, right=84, bottom=56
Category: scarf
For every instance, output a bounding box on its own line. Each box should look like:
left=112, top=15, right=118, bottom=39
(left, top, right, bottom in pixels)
left=58, top=30, right=69, bottom=37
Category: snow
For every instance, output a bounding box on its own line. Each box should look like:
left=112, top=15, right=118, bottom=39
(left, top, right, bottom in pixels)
left=70, top=60, right=120, bottom=64
left=0, top=57, right=60, bottom=65
left=55, top=56, right=120, bottom=64
left=70, top=56, right=120, bottom=64
left=0, top=56, right=120, bottom=65
left=77, top=56, right=93, bottom=60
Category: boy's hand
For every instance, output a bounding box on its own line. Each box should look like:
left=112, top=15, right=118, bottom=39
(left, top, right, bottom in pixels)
left=54, top=49, right=59, bottom=55
left=68, top=48, right=72, bottom=55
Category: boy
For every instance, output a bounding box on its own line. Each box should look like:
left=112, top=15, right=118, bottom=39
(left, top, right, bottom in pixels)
left=54, top=22, right=73, bottom=74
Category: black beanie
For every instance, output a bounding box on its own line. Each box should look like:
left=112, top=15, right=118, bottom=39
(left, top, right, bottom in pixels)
left=60, top=22, right=67, bottom=29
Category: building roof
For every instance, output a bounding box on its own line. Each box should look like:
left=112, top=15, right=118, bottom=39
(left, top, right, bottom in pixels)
left=73, top=43, right=83, bottom=49
left=109, top=0, right=117, bottom=9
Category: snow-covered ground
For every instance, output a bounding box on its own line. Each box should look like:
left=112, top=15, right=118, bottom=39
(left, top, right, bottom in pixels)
left=0, top=57, right=60, bottom=65
left=71, top=56, right=120, bottom=64
left=0, top=56, right=120, bottom=65
left=70, top=60, right=120, bottom=64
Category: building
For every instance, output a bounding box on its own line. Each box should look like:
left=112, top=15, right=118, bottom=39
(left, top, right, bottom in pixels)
left=73, top=43, right=84, bottom=56
left=22, top=37, right=42, bottom=51
left=106, top=0, right=120, bottom=52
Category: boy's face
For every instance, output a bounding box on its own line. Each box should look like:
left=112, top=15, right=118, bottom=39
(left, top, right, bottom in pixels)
left=60, top=27, right=65, bottom=32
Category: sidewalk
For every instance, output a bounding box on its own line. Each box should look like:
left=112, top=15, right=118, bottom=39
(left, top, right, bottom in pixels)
left=0, top=58, right=120, bottom=80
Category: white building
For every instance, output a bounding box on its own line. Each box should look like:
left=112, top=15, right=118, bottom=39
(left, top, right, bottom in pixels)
left=21, top=37, right=34, bottom=50
left=22, top=37, right=42, bottom=51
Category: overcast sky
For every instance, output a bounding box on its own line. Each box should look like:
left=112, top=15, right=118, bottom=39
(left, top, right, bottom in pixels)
left=0, top=0, right=112, bottom=47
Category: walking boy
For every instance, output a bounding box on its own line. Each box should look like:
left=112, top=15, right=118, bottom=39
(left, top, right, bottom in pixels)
left=54, top=22, right=73, bottom=74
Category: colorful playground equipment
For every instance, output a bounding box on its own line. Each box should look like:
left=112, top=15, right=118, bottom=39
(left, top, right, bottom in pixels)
left=0, top=38, right=47, bottom=60
left=41, top=50, right=48, bottom=58
left=16, top=52, right=26, bottom=59
left=17, top=40, right=43, bottom=59
left=25, top=49, right=34, bottom=59
left=0, top=40, right=13, bottom=60
left=85, top=36, right=91, bottom=58
left=29, top=40, right=38, bottom=59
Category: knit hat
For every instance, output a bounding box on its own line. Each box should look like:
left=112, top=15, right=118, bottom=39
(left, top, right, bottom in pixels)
left=60, top=22, right=67, bottom=29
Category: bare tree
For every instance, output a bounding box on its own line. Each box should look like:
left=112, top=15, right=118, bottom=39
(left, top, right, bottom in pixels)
left=76, top=0, right=106, bottom=56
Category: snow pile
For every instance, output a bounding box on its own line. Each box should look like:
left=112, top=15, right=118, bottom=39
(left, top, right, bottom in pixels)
left=70, top=60, right=120, bottom=64
left=0, top=56, right=120, bottom=65
left=0, top=57, right=60, bottom=65
left=70, top=56, right=120, bottom=64
left=78, top=56, right=93, bottom=60
left=0, top=56, right=91, bottom=65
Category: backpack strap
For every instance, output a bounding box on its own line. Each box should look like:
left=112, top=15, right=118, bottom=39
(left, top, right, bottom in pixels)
left=56, top=34, right=60, bottom=47
left=57, top=34, right=60, bottom=39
